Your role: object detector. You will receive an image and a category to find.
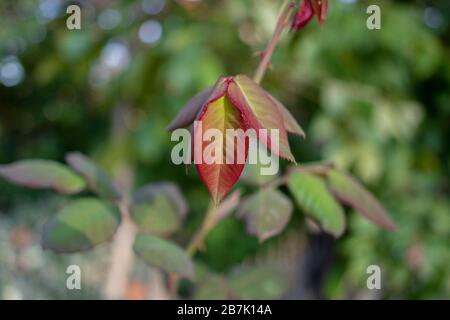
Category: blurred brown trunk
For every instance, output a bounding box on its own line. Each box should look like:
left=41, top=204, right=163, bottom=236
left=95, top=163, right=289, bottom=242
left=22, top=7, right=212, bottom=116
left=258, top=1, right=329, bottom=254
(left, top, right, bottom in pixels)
left=102, top=105, right=136, bottom=299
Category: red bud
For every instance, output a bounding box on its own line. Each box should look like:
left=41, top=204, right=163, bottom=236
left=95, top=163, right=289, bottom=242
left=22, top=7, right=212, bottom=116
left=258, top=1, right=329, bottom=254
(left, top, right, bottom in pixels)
left=291, top=0, right=314, bottom=31
left=291, top=0, right=328, bottom=31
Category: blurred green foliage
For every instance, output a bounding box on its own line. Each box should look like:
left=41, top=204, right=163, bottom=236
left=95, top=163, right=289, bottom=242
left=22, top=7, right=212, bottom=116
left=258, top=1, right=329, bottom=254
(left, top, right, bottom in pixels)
left=0, top=0, right=449, bottom=299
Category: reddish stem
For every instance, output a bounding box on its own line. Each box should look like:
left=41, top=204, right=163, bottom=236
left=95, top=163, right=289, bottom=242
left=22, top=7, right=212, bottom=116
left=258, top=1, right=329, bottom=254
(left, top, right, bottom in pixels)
left=253, top=0, right=295, bottom=84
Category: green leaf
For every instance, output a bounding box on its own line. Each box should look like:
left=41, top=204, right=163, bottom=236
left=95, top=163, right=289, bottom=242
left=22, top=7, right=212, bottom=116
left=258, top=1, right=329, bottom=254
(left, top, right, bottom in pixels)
left=42, top=198, right=121, bottom=253
left=65, top=152, right=121, bottom=201
left=237, top=188, right=293, bottom=242
left=131, top=183, right=187, bottom=236
left=326, top=170, right=397, bottom=231
left=133, top=234, right=193, bottom=279
left=132, top=182, right=188, bottom=217
left=0, top=159, right=85, bottom=194
left=194, top=274, right=229, bottom=300
left=131, top=194, right=181, bottom=236
left=288, top=172, right=346, bottom=237
left=228, top=266, right=290, bottom=299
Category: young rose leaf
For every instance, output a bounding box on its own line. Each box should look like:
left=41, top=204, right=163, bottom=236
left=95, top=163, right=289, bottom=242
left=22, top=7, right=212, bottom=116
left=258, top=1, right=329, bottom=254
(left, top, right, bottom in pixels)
left=133, top=234, right=194, bottom=279
left=228, top=265, right=290, bottom=299
left=195, top=95, right=248, bottom=203
left=288, top=172, right=345, bottom=237
left=326, top=170, right=397, bottom=231
left=0, top=159, right=85, bottom=194
left=65, top=152, right=121, bottom=201
left=227, top=74, right=295, bottom=162
left=268, top=93, right=306, bottom=137
left=166, top=87, right=214, bottom=132
left=42, top=198, right=121, bottom=253
left=311, top=0, right=329, bottom=25
left=237, top=188, right=293, bottom=242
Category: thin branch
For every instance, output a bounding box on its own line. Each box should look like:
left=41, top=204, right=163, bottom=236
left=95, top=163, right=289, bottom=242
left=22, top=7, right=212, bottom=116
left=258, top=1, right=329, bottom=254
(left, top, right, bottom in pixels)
left=253, top=0, right=295, bottom=84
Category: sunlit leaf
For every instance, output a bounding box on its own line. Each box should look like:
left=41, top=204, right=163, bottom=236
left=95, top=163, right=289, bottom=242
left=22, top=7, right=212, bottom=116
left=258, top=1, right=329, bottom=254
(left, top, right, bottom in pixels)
left=238, top=188, right=293, bottom=242
left=195, top=95, right=248, bottom=203
left=65, top=152, right=121, bottom=201
left=133, top=234, right=194, bottom=279
left=42, top=198, right=121, bottom=253
left=288, top=172, right=345, bottom=237
left=327, top=169, right=397, bottom=231
left=228, top=265, right=290, bottom=299
left=0, top=159, right=85, bottom=194
left=228, top=74, right=295, bottom=162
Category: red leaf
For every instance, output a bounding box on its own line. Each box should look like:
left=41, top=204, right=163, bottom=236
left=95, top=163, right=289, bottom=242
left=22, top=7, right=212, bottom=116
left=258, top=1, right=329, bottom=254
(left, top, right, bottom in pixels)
left=311, top=0, right=328, bottom=25
left=227, top=75, right=295, bottom=162
left=194, top=94, right=249, bottom=203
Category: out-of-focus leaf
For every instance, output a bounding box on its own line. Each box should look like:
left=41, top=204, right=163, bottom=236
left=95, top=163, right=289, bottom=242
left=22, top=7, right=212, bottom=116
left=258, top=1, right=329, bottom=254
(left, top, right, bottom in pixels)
left=131, top=194, right=181, bottom=236
left=237, top=188, right=292, bottom=242
left=0, top=159, right=85, bottom=194
left=133, top=234, right=193, bottom=279
left=228, top=74, right=295, bottom=162
left=42, top=198, right=120, bottom=253
left=228, top=265, right=290, bottom=299
left=326, top=169, right=397, bottom=231
left=288, top=172, right=345, bottom=237
left=194, top=274, right=229, bottom=300
left=166, top=87, right=213, bottom=131
left=195, top=95, right=248, bottom=203
left=65, top=152, right=121, bottom=201
left=132, top=182, right=188, bottom=218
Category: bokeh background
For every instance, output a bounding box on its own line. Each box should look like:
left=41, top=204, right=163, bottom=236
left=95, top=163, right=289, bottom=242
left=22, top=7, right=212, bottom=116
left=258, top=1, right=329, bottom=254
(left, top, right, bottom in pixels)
left=0, top=0, right=449, bottom=299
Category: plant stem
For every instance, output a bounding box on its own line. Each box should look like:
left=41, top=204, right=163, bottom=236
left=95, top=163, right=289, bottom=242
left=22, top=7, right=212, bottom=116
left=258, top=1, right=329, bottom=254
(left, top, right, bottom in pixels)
left=103, top=200, right=137, bottom=299
left=103, top=105, right=136, bottom=300
left=169, top=1, right=295, bottom=299
left=253, top=0, right=295, bottom=84
left=169, top=191, right=240, bottom=298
